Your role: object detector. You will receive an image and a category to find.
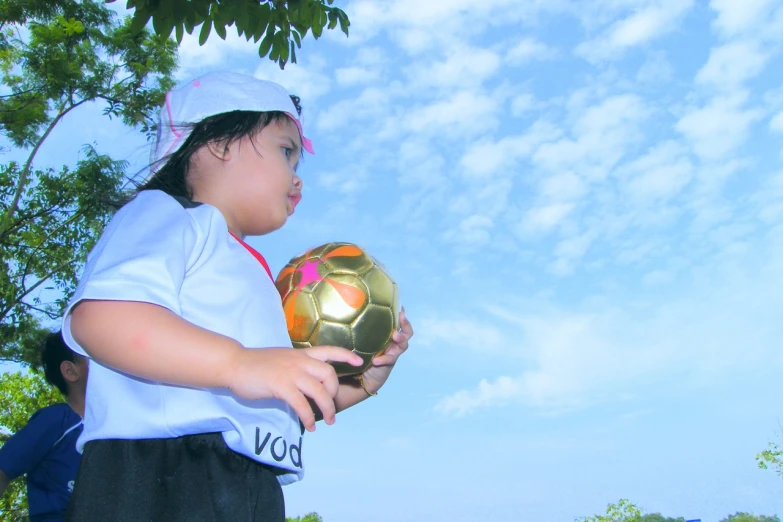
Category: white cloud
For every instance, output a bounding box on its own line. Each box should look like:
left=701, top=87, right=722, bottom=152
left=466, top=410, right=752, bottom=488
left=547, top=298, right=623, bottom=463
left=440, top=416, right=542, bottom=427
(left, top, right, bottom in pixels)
left=459, top=120, right=562, bottom=179
left=176, top=31, right=257, bottom=77
left=533, top=94, right=650, bottom=177
left=551, top=231, right=596, bottom=274
left=315, top=168, right=369, bottom=195
left=695, top=40, right=769, bottom=88
left=626, top=159, right=692, bottom=201
left=676, top=92, right=764, bottom=160
left=709, top=0, right=779, bottom=37
left=335, top=66, right=380, bottom=86
left=752, top=170, right=783, bottom=224
left=343, top=0, right=568, bottom=51
left=435, top=376, right=521, bottom=417
left=576, top=0, right=695, bottom=62
left=636, top=52, right=675, bottom=84
left=442, top=215, right=494, bottom=247
left=416, top=314, right=508, bottom=352
left=543, top=171, right=587, bottom=201
left=642, top=269, right=674, bottom=285
left=447, top=178, right=513, bottom=221
left=505, top=38, right=557, bottom=64
left=510, top=93, right=538, bottom=116
left=316, top=87, right=391, bottom=132
left=406, top=46, right=502, bottom=91
left=434, top=236, right=783, bottom=416
left=254, top=55, right=333, bottom=104
left=521, top=203, right=575, bottom=234
left=618, top=141, right=693, bottom=203
left=770, top=110, right=783, bottom=132
left=354, top=47, right=388, bottom=68
left=404, top=90, right=503, bottom=138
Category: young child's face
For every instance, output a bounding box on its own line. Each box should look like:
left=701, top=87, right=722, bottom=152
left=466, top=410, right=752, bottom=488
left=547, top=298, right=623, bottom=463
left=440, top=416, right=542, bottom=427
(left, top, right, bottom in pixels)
left=205, top=117, right=304, bottom=236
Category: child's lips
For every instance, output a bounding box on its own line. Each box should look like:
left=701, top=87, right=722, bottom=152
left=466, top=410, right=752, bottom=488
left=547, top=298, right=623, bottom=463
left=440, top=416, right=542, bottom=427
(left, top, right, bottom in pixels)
left=289, top=192, right=302, bottom=212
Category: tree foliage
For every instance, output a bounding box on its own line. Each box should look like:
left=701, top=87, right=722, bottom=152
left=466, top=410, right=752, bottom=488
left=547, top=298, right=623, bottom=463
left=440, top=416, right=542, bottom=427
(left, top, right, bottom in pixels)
left=0, top=0, right=177, bottom=366
left=757, top=439, right=782, bottom=478
left=719, top=514, right=781, bottom=522
left=0, top=371, right=63, bottom=521
left=115, top=0, right=350, bottom=69
left=640, top=514, right=685, bottom=522
left=580, top=499, right=644, bottom=522
left=579, top=500, right=778, bottom=522
left=287, top=513, right=323, bottom=522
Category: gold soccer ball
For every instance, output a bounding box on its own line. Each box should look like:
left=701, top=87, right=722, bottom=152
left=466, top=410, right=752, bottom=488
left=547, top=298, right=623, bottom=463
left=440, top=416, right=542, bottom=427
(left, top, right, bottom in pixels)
left=275, top=243, right=400, bottom=376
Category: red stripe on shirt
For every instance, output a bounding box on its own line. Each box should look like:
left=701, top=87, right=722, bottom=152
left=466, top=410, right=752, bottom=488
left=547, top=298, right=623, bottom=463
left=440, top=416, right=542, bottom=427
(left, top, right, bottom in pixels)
left=228, top=232, right=273, bottom=281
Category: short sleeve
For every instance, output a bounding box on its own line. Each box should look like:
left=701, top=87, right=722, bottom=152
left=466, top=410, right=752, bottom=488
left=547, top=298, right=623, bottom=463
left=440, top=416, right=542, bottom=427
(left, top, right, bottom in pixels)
left=0, top=405, right=71, bottom=480
left=62, top=190, right=201, bottom=356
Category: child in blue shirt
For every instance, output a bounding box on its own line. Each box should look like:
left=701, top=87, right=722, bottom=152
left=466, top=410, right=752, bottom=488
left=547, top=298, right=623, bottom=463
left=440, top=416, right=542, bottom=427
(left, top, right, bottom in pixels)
left=0, top=331, right=88, bottom=522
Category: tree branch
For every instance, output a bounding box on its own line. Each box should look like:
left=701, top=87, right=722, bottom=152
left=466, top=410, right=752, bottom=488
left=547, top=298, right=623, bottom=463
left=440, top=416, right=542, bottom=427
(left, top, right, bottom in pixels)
left=0, top=259, right=74, bottom=322
left=0, top=85, right=46, bottom=99
left=0, top=96, right=91, bottom=236
left=20, top=302, right=59, bottom=319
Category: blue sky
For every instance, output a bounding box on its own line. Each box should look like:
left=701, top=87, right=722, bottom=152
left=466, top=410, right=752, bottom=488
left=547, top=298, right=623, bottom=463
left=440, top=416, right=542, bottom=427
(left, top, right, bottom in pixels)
left=7, top=0, right=783, bottom=520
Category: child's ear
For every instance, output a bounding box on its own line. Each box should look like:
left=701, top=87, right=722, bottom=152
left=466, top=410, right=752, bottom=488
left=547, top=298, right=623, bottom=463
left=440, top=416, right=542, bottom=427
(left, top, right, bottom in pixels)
left=60, top=361, right=79, bottom=384
left=206, top=139, right=232, bottom=161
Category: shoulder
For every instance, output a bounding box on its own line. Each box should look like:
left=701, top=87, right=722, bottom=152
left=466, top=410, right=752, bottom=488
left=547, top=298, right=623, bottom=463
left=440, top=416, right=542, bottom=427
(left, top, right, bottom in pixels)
left=122, top=190, right=224, bottom=231
left=121, top=189, right=196, bottom=217
left=29, top=403, right=79, bottom=428
left=97, top=190, right=209, bottom=250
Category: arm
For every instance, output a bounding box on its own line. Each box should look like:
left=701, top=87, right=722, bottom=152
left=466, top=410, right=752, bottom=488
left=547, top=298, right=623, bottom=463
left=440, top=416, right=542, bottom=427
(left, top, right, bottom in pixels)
left=71, top=300, right=244, bottom=389
left=70, top=300, right=362, bottom=431
left=0, top=406, right=66, bottom=492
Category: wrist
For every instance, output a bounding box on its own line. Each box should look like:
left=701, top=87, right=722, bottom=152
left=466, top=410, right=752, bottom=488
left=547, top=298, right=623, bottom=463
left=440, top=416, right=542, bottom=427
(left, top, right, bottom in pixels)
left=356, top=374, right=378, bottom=397
left=215, top=339, right=245, bottom=390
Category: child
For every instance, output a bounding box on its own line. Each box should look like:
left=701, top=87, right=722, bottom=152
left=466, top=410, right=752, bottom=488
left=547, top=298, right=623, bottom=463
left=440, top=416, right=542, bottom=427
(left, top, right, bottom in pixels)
left=0, top=331, right=88, bottom=522
left=61, top=71, right=413, bottom=521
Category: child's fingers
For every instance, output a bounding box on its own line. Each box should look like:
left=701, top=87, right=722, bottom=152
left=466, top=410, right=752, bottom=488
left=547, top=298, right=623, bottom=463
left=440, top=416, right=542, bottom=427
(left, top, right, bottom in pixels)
left=392, top=330, right=409, bottom=346
left=280, top=385, right=318, bottom=432
left=302, top=360, right=340, bottom=398
left=296, top=376, right=338, bottom=425
left=304, top=345, right=364, bottom=366
left=399, top=308, right=414, bottom=338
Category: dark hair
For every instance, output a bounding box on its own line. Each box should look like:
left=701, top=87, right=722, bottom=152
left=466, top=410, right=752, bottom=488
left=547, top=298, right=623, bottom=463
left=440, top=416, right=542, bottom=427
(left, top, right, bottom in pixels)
left=139, top=95, right=303, bottom=200
left=41, top=330, right=77, bottom=397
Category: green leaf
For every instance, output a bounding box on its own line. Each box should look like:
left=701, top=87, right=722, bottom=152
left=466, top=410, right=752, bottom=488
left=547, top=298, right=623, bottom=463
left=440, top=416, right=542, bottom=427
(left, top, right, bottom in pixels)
left=258, top=29, right=274, bottom=57
left=252, top=2, right=272, bottom=41
left=152, top=15, right=175, bottom=40
left=184, top=10, right=196, bottom=33
left=337, top=10, right=350, bottom=35
left=279, top=32, right=289, bottom=64
left=130, top=10, right=151, bottom=34
left=214, top=21, right=226, bottom=40
left=198, top=19, right=212, bottom=45
left=175, top=22, right=184, bottom=44
left=312, top=11, right=323, bottom=40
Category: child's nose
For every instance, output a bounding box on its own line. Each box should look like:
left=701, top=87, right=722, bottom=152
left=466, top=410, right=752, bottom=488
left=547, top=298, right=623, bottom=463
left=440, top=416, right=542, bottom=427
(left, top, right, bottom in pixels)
left=293, top=174, right=303, bottom=190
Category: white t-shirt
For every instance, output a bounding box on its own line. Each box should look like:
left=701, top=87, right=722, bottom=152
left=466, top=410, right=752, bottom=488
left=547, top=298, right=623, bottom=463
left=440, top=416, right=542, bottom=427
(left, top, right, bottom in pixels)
left=62, top=190, right=304, bottom=485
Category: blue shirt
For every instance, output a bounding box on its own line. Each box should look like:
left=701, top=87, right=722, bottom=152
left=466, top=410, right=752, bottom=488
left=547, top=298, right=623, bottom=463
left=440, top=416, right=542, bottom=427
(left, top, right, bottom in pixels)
left=0, top=403, right=83, bottom=522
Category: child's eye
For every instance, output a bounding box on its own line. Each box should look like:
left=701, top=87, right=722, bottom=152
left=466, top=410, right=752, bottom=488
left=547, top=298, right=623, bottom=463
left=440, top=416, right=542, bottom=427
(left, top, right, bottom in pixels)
left=282, top=147, right=293, bottom=159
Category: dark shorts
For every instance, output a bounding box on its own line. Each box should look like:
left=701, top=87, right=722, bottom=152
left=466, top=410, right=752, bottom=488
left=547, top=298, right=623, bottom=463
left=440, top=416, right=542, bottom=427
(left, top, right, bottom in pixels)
left=66, top=433, right=285, bottom=522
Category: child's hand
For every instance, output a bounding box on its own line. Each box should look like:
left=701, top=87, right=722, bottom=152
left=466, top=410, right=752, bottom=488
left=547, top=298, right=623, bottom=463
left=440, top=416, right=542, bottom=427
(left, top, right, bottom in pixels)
left=358, top=307, right=414, bottom=394
left=227, top=346, right=363, bottom=432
